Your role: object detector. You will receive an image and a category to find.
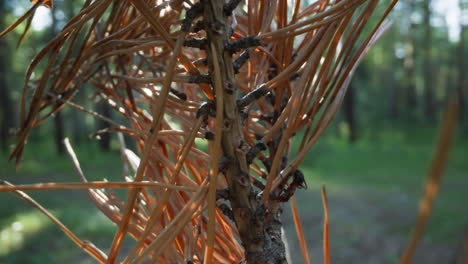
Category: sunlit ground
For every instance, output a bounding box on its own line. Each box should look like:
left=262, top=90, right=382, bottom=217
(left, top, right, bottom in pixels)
left=0, top=211, right=50, bottom=256
left=0, top=126, right=466, bottom=263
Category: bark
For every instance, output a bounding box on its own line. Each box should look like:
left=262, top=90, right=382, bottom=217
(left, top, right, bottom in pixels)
left=0, top=3, right=15, bottom=151
left=343, top=84, right=357, bottom=143
left=96, top=102, right=112, bottom=152
left=203, top=1, right=287, bottom=263
left=54, top=111, right=66, bottom=155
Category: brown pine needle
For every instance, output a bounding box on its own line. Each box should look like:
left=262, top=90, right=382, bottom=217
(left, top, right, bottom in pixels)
left=0, top=1, right=41, bottom=37
left=123, top=118, right=204, bottom=262
left=321, top=185, right=330, bottom=264
left=399, top=100, right=459, bottom=264
left=106, top=33, right=185, bottom=264
left=291, top=196, right=311, bottom=264
left=0, top=181, right=199, bottom=192
left=131, top=181, right=209, bottom=263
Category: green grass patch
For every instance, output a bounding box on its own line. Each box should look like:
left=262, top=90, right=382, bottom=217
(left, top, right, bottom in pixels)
left=0, top=127, right=466, bottom=262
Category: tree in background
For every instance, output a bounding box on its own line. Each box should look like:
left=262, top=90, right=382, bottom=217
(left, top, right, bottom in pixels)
left=458, top=0, right=467, bottom=124
left=50, top=0, right=66, bottom=155
left=422, top=0, right=435, bottom=121
left=403, top=0, right=417, bottom=116
left=0, top=2, right=15, bottom=152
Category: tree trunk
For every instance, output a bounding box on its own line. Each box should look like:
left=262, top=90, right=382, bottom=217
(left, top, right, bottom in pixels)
left=96, top=102, right=112, bottom=152
left=344, top=84, right=357, bottom=143
left=386, top=31, right=399, bottom=120
left=404, top=22, right=417, bottom=117
left=458, top=0, right=467, bottom=125
left=51, top=3, right=66, bottom=155
left=65, top=0, right=87, bottom=144
left=0, top=3, right=15, bottom=152
left=203, top=1, right=287, bottom=263
left=54, top=111, right=65, bottom=154
left=422, top=0, right=435, bottom=121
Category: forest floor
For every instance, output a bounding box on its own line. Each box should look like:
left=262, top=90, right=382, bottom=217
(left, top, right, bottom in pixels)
left=0, top=127, right=467, bottom=263
left=283, top=184, right=467, bottom=264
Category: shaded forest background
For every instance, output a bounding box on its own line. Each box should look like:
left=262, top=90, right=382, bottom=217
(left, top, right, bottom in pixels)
left=0, top=0, right=467, bottom=263
left=0, top=0, right=467, bottom=151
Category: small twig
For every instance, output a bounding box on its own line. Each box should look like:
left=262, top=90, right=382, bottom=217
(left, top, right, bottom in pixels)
left=246, top=141, right=267, bottom=164
left=191, top=20, right=205, bottom=33
left=170, top=88, right=188, bottom=101
left=184, top=38, right=208, bottom=49
left=225, top=36, right=261, bottom=53
left=252, top=177, right=265, bottom=190
left=182, top=2, right=204, bottom=32
left=46, top=92, right=123, bottom=129
left=271, top=169, right=305, bottom=202
left=233, top=49, right=250, bottom=74
left=188, top=74, right=212, bottom=84
left=196, top=100, right=216, bottom=119
left=237, top=85, right=269, bottom=109
left=223, top=0, right=242, bottom=16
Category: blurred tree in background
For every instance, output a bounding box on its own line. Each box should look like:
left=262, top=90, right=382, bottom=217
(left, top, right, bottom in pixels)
left=0, top=0, right=466, bottom=150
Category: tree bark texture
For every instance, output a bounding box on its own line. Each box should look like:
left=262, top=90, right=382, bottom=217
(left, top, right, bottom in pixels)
left=203, top=1, right=287, bottom=263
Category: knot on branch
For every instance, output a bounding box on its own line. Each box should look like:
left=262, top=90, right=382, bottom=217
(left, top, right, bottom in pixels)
left=204, top=131, right=215, bottom=140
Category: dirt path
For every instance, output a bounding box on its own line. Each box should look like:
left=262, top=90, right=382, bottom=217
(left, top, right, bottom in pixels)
left=281, top=186, right=460, bottom=264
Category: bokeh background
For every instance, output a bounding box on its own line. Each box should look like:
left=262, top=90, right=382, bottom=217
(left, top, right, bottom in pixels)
left=0, top=0, right=467, bottom=263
